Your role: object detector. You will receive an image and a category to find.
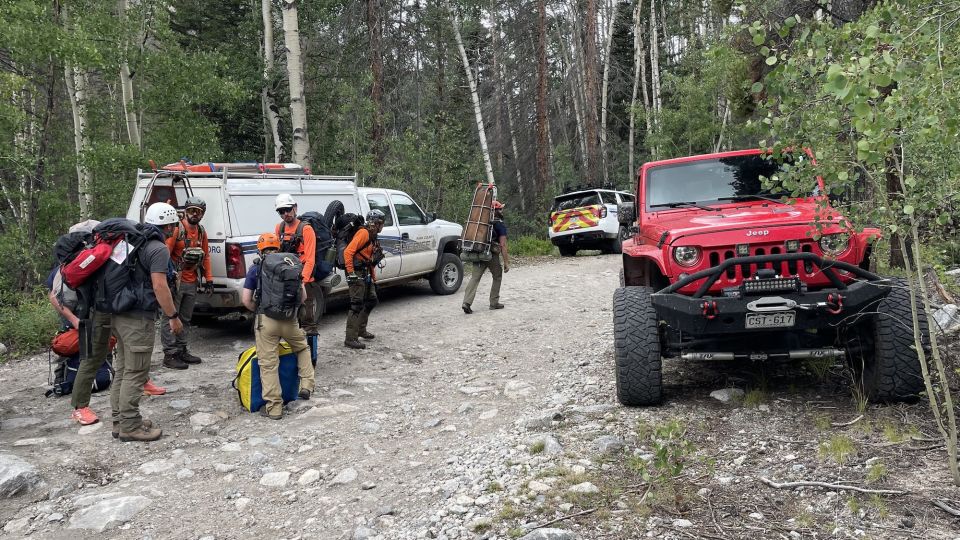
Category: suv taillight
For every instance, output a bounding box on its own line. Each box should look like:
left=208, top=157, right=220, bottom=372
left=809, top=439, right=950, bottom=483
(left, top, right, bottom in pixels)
left=548, top=212, right=555, bottom=225
left=225, top=243, right=246, bottom=279
left=599, top=206, right=608, bottom=218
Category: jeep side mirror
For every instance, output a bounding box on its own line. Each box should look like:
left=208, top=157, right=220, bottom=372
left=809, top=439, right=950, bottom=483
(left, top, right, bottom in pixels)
left=617, top=202, right=636, bottom=224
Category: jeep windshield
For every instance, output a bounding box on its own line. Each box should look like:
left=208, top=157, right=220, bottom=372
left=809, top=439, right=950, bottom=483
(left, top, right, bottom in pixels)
left=645, top=155, right=789, bottom=210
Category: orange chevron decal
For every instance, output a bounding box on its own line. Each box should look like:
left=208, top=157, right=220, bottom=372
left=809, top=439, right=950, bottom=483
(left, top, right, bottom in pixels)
left=551, top=205, right=602, bottom=233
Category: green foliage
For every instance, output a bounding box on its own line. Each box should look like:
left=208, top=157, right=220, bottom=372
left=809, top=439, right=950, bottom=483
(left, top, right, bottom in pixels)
left=634, top=419, right=696, bottom=482
left=529, top=440, right=546, bottom=454
left=511, top=236, right=555, bottom=257
left=866, top=461, right=888, bottom=484
left=819, top=434, right=857, bottom=465
left=0, top=291, right=59, bottom=360
left=743, top=388, right=768, bottom=408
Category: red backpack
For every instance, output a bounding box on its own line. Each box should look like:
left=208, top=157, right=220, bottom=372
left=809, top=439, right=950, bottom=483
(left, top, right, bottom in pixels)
left=61, top=219, right=141, bottom=289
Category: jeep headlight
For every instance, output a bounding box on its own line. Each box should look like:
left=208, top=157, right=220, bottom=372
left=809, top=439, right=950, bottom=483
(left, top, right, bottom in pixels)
left=673, top=246, right=701, bottom=267
left=819, top=233, right=850, bottom=256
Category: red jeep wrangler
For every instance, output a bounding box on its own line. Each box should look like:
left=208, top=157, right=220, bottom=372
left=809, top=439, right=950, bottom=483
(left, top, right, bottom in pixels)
left=614, top=149, right=926, bottom=406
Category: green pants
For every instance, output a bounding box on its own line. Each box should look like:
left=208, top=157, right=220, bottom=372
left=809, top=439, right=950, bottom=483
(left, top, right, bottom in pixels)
left=160, top=281, right=197, bottom=354
left=110, top=313, right=155, bottom=433
left=462, top=250, right=502, bottom=307
left=345, top=278, right=378, bottom=341
left=71, top=310, right=113, bottom=410
left=298, top=281, right=323, bottom=335
left=254, top=314, right=315, bottom=416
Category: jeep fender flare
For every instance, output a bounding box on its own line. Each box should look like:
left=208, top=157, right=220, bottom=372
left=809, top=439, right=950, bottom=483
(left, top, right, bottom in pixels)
left=434, top=235, right=461, bottom=270
left=621, top=244, right=670, bottom=289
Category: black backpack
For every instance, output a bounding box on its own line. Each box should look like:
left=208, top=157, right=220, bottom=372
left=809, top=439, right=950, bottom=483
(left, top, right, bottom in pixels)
left=53, top=231, right=93, bottom=268
left=93, top=220, right=163, bottom=314
left=256, top=252, right=304, bottom=320
left=333, top=213, right=367, bottom=270
left=276, top=214, right=334, bottom=280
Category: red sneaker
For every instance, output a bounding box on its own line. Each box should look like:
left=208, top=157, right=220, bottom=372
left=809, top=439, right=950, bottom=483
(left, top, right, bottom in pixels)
left=143, top=380, right=167, bottom=396
left=71, top=407, right=99, bottom=426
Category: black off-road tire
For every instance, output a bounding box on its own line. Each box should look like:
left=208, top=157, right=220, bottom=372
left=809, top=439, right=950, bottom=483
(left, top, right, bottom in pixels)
left=429, top=253, right=463, bottom=295
left=609, top=227, right=628, bottom=254
left=859, top=278, right=926, bottom=402
left=559, top=245, right=578, bottom=257
left=613, top=286, right=663, bottom=406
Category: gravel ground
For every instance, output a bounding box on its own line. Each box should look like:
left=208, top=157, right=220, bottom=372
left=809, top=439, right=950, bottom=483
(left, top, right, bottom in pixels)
left=1, top=254, right=957, bottom=539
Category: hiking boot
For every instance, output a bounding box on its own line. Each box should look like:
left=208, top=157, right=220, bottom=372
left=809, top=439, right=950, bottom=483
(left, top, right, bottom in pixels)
left=462, top=304, right=473, bottom=314
left=344, top=339, right=366, bottom=350
left=143, top=379, right=166, bottom=396
left=113, top=419, right=154, bottom=439
left=71, top=407, right=99, bottom=426
left=260, top=408, right=282, bottom=421
left=163, top=353, right=189, bottom=370
left=298, top=389, right=311, bottom=400
left=180, top=350, right=202, bottom=364
left=490, top=303, right=505, bottom=310
left=359, top=330, right=375, bottom=340
left=118, top=423, right=162, bottom=443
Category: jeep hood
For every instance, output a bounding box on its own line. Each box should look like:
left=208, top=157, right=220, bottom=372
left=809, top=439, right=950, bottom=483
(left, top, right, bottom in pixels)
left=647, top=200, right=843, bottom=242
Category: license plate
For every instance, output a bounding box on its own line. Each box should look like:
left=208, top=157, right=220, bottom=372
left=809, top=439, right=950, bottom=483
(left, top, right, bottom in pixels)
left=745, top=312, right=796, bottom=329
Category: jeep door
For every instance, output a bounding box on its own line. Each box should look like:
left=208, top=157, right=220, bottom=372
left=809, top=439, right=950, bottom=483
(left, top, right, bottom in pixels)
left=363, top=192, right=401, bottom=281
left=390, top=192, right=437, bottom=276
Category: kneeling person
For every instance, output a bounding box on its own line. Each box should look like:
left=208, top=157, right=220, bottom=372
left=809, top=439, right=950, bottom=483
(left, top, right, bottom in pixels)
left=241, top=233, right=315, bottom=420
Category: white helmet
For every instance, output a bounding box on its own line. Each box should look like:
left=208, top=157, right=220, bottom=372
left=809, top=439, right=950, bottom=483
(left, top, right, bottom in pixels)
left=275, top=193, right=297, bottom=209
left=145, top=202, right=178, bottom=225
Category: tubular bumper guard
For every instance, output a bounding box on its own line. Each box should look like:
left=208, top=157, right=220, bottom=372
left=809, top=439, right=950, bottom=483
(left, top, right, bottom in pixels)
left=650, top=253, right=892, bottom=336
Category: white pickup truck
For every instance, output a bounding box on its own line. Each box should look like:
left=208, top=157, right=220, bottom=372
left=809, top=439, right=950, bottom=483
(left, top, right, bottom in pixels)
left=125, top=164, right=464, bottom=319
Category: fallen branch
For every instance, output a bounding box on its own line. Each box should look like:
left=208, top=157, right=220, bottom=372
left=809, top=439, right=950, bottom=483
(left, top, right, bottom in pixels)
left=531, top=507, right=598, bottom=530
left=908, top=443, right=946, bottom=451
left=933, top=499, right=960, bottom=517
left=831, top=415, right=864, bottom=427
left=760, top=477, right=908, bottom=495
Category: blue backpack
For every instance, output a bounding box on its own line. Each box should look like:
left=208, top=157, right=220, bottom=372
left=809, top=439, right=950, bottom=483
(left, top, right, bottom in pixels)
left=46, top=352, right=113, bottom=398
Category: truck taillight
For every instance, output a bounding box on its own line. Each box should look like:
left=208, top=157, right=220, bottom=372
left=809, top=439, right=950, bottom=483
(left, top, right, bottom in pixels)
left=548, top=212, right=555, bottom=225
left=599, top=206, right=608, bottom=218
left=225, top=243, right=246, bottom=279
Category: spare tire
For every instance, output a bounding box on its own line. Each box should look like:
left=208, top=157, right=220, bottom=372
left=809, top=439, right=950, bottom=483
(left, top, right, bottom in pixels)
left=324, top=200, right=345, bottom=229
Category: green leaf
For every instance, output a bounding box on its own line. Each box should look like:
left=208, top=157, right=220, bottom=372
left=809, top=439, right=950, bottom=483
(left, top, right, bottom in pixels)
left=872, top=73, right=891, bottom=87
left=837, top=171, right=848, bottom=181
left=751, top=82, right=764, bottom=93
left=866, top=25, right=880, bottom=38
left=854, top=101, right=871, bottom=118
left=785, top=16, right=796, bottom=28
left=760, top=46, right=770, bottom=56
left=903, top=205, right=915, bottom=215
left=857, top=140, right=871, bottom=151
left=753, top=33, right=765, bottom=46
left=828, top=118, right=840, bottom=129
left=765, top=56, right=778, bottom=66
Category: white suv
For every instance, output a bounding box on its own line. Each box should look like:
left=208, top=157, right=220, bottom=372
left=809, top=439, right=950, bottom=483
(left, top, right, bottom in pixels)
left=126, top=164, right=464, bottom=318
left=548, top=189, right=634, bottom=256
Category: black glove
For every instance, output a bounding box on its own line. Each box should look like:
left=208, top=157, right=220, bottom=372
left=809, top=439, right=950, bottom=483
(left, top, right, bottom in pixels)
left=346, top=272, right=360, bottom=285
left=201, top=282, right=215, bottom=294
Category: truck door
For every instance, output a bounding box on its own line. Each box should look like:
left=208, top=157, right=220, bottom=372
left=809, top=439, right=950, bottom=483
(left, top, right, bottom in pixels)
left=390, top=192, right=437, bottom=276
left=364, top=192, right=401, bottom=280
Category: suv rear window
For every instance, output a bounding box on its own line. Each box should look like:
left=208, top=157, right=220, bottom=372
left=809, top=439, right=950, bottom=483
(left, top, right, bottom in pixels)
left=552, top=192, right=603, bottom=212
left=646, top=155, right=784, bottom=208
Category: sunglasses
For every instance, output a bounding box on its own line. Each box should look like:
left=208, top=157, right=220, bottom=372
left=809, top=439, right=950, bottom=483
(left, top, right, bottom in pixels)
left=276, top=207, right=295, bottom=215
left=185, top=207, right=204, bottom=215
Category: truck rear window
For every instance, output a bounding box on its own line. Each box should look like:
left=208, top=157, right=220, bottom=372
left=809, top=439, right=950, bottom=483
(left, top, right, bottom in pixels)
left=552, top=192, right=603, bottom=212
left=645, top=155, right=784, bottom=208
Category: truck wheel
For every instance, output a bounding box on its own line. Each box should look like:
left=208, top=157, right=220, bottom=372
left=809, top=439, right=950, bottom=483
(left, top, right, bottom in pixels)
left=430, top=253, right=463, bottom=295
left=613, top=286, right=663, bottom=406
left=609, top=227, right=627, bottom=254
left=559, top=245, right=577, bottom=257
left=854, top=278, right=926, bottom=402
left=323, top=200, right=345, bottom=228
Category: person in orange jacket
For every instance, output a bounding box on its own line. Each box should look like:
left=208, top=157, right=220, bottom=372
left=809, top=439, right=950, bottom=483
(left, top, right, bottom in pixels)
left=274, top=194, right=321, bottom=337
left=162, top=196, right=212, bottom=370
left=343, top=210, right=386, bottom=349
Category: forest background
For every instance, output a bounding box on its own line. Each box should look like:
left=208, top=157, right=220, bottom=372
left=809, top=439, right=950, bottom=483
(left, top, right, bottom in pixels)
left=1, top=0, right=958, bottom=356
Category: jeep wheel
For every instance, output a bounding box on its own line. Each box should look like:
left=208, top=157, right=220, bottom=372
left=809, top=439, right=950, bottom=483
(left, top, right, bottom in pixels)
left=609, top=227, right=628, bottom=254
left=429, top=253, right=463, bottom=295
left=613, top=286, right=663, bottom=405
left=851, top=278, right=926, bottom=402
left=559, top=245, right=577, bottom=257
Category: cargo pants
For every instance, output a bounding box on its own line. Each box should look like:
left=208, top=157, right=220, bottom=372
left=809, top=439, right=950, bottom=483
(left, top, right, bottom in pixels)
left=160, top=281, right=197, bottom=355
left=110, top=313, right=154, bottom=433
left=71, top=309, right=113, bottom=410
left=462, top=249, right=502, bottom=308
left=254, top=314, right=315, bottom=416
left=345, top=272, right=378, bottom=342
left=298, top=281, right=323, bottom=335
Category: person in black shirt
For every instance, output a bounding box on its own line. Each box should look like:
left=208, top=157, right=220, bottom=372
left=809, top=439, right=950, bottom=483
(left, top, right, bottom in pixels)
left=462, top=200, right=510, bottom=314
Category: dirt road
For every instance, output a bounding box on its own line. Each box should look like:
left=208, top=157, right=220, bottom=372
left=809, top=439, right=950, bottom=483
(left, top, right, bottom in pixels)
left=0, top=255, right=955, bottom=539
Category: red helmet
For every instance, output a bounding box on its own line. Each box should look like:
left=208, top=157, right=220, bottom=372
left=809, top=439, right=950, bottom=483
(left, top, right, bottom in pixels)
left=492, top=200, right=505, bottom=210
left=257, top=233, right=281, bottom=252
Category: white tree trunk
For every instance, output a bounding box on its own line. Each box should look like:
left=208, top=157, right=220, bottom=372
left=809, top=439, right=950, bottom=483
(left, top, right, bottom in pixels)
left=65, top=63, right=92, bottom=219
left=649, top=0, right=662, bottom=159
left=628, top=0, right=648, bottom=181
left=599, top=5, right=616, bottom=185
left=263, top=0, right=285, bottom=162
left=118, top=0, right=141, bottom=150
left=558, top=23, right=588, bottom=169
left=281, top=0, right=310, bottom=169
left=449, top=3, right=495, bottom=185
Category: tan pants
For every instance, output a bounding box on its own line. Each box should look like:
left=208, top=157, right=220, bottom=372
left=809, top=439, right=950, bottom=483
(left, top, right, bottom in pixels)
left=110, top=313, right=154, bottom=432
left=462, top=250, right=503, bottom=307
left=254, top=314, right=315, bottom=416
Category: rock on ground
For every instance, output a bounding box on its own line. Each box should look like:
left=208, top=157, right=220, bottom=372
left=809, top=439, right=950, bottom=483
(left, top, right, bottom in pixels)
left=0, top=453, right=41, bottom=498
left=68, top=495, right=152, bottom=532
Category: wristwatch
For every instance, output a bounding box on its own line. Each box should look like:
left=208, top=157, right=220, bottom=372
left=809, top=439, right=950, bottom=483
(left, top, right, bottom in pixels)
left=168, top=311, right=180, bottom=320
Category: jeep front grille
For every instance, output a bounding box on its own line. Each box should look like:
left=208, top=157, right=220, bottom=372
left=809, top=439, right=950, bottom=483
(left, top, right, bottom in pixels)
left=705, top=241, right=818, bottom=284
